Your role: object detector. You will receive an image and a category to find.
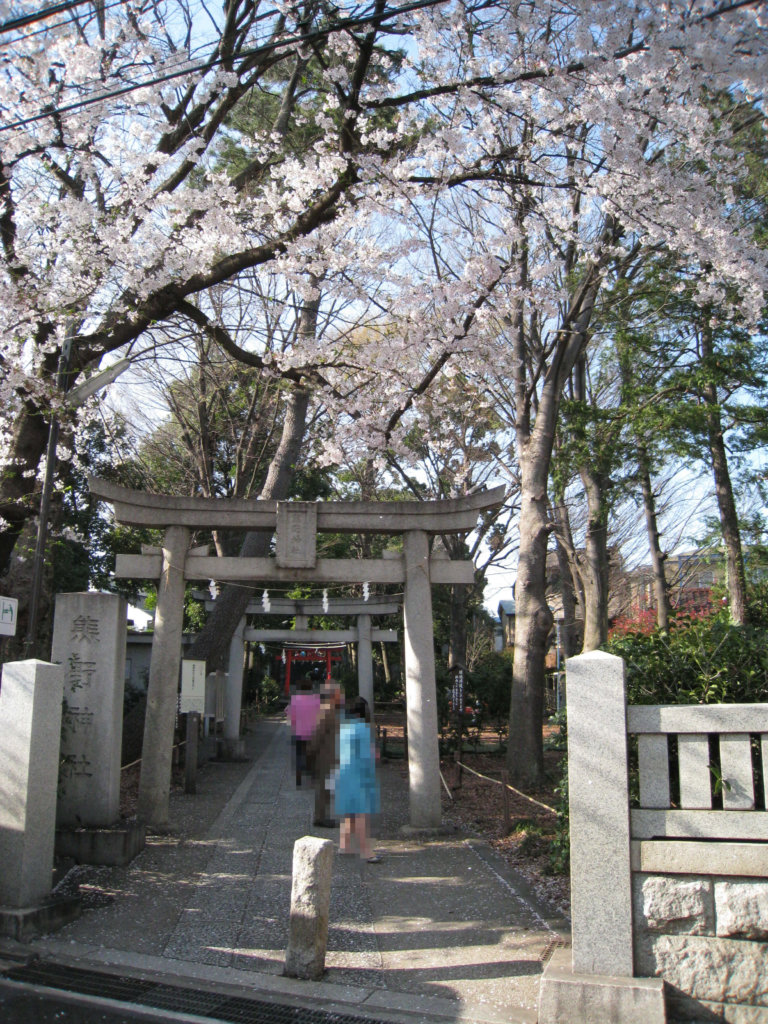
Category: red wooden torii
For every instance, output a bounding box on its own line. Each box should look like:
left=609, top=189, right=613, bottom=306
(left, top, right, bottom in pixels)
left=279, top=645, right=344, bottom=693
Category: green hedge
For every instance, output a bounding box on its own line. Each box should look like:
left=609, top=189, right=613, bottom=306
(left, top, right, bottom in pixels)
left=607, top=611, right=768, bottom=706
left=550, top=600, right=768, bottom=874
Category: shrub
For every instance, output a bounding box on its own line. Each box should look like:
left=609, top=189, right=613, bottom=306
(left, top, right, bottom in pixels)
left=606, top=610, right=768, bottom=705
left=552, top=602, right=768, bottom=873
left=259, top=676, right=282, bottom=711
left=470, top=651, right=513, bottom=733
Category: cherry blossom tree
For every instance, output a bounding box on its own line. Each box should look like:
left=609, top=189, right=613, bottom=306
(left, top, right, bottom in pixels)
left=320, top=0, right=768, bottom=786
left=1, top=0, right=767, bottom=789
left=0, top=0, right=407, bottom=572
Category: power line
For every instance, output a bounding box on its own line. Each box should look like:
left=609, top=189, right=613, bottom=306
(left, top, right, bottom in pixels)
left=1, top=0, right=94, bottom=34
left=0, top=0, right=375, bottom=119
left=1, top=0, right=164, bottom=46
left=0, top=0, right=449, bottom=134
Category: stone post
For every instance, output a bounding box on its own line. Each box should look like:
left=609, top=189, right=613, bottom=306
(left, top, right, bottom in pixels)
left=357, top=613, right=374, bottom=710
left=284, top=836, right=334, bottom=980
left=52, top=592, right=127, bottom=827
left=403, top=530, right=441, bottom=828
left=567, top=650, right=633, bottom=976
left=0, top=660, right=63, bottom=907
left=138, top=525, right=190, bottom=827
left=185, top=711, right=199, bottom=794
left=539, top=651, right=666, bottom=1024
left=205, top=669, right=226, bottom=736
left=221, top=616, right=246, bottom=760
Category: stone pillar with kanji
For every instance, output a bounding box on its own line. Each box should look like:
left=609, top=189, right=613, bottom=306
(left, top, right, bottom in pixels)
left=52, top=592, right=127, bottom=827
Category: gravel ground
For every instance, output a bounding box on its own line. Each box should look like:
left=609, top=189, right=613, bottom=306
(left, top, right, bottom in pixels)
left=114, top=711, right=571, bottom=924
left=377, top=712, right=571, bottom=922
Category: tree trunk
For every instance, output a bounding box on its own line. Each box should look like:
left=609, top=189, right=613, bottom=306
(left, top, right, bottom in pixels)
left=507, top=236, right=607, bottom=787
left=700, top=324, right=748, bottom=625
left=705, top=419, right=747, bottom=624
left=549, top=493, right=582, bottom=658
left=0, top=402, right=50, bottom=577
left=636, top=443, right=671, bottom=630
left=187, top=292, right=319, bottom=668
left=448, top=583, right=470, bottom=671
left=0, top=338, right=87, bottom=578
left=577, top=466, right=610, bottom=651
left=186, top=384, right=311, bottom=669
left=507, top=434, right=554, bottom=788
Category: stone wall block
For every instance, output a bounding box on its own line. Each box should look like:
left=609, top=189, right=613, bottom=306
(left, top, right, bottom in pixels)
left=716, top=881, right=768, bottom=941
left=633, top=874, right=714, bottom=935
left=668, top=994, right=768, bottom=1023
left=636, top=934, right=768, bottom=1007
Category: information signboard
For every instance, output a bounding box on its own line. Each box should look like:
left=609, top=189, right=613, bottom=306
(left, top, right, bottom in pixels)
left=180, top=659, right=206, bottom=713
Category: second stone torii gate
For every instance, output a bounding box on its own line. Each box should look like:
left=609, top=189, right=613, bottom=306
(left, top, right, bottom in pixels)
left=203, top=594, right=399, bottom=749
left=89, top=478, right=505, bottom=829
left=242, top=596, right=399, bottom=699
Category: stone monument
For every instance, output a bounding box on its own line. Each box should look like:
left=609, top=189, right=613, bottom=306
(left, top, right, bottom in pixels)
left=51, top=592, right=145, bottom=865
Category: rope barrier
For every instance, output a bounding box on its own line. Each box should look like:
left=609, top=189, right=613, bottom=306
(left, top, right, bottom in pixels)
left=454, top=759, right=558, bottom=816
left=439, top=768, right=453, bottom=801
left=120, top=738, right=187, bottom=772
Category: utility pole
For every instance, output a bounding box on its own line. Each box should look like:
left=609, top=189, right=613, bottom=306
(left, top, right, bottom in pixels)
left=23, top=338, right=73, bottom=658
left=23, top=351, right=131, bottom=657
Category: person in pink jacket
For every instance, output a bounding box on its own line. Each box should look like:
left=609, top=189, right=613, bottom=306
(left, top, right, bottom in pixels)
left=287, top=675, right=322, bottom=787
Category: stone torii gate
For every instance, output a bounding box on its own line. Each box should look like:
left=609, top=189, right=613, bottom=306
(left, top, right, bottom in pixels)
left=240, top=595, right=399, bottom=699
left=89, top=477, right=505, bottom=830
left=199, top=594, right=399, bottom=749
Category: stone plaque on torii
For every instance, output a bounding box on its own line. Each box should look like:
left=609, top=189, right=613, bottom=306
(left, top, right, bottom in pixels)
left=88, top=477, right=505, bottom=830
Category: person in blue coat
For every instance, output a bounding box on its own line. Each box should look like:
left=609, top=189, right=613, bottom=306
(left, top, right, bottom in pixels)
left=334, top=696, right=381, bottom=862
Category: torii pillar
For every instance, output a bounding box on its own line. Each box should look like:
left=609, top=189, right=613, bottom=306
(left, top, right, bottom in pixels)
left=137, top=525, right=190, bottom=825
left=403, top=531, right=440, bottom=826
left=357, top=613, right=373, bottom=709
left=222, top=615, right=246, bottom=760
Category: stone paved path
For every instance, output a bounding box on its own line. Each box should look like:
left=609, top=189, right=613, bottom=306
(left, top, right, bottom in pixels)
left=16, top=716, right=569, bottom=1024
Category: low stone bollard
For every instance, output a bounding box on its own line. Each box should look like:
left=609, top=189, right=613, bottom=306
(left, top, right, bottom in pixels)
left=284, top=836, right=335, bottom=981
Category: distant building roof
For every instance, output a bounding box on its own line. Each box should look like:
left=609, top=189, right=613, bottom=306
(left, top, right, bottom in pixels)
left=497, top=600, right=516, bottom=616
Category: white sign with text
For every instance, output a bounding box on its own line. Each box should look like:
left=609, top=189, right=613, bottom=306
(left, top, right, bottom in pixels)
left=0, top=596, right=18, bottom=637
left=180, top=659, right=206, bottom=713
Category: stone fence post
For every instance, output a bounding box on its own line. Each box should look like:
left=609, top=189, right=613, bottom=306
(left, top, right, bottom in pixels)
left=567, top=650, right=633, bottom=976
left=0, top=660, right=81, bottom=938
left=0, top=660, right=64, bottom=909
left=284, top=836, right=334, bottom=980
left=538, top=651, right=666, bottom=1024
